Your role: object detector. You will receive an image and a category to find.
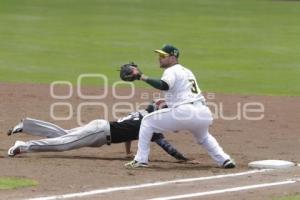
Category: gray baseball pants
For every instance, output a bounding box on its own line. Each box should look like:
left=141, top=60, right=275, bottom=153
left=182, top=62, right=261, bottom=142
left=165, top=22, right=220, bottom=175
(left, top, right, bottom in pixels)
left=18, top=118, right=111, bottom=153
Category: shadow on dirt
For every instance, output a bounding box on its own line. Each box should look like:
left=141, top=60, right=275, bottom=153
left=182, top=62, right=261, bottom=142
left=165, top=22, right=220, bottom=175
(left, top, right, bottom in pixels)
left=38, top=155, right=132, bottom=161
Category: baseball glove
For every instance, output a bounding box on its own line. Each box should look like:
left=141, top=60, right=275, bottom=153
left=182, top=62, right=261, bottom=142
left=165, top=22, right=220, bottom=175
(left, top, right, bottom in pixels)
left=120, top=62, right=143, bottom=82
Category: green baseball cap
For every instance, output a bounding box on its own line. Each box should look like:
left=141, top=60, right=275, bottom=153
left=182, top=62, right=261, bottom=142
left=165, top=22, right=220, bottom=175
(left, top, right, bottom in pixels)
left=154, top=44, right=180, bottom=58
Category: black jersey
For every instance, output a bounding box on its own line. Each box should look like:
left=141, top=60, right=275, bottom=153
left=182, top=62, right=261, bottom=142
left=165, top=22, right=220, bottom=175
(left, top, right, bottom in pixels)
left=109, top=110, right=188, bottom=161
left=109, top=111, right=144, bottom=143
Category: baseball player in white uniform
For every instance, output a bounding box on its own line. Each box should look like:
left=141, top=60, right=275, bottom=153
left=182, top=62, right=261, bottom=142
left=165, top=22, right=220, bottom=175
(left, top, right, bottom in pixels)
left=125, top=44, right=235, bottom=168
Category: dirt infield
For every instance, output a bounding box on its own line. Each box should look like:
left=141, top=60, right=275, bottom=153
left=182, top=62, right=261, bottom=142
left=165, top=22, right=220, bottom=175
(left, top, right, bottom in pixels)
left=0, top=83, right=299, bottom=200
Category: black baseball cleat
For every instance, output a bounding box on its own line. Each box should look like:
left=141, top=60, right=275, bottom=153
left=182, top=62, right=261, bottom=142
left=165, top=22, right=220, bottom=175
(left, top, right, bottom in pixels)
left=7, top=121, right=23, bottom=136
left=223, top=159, right=236, bottom=169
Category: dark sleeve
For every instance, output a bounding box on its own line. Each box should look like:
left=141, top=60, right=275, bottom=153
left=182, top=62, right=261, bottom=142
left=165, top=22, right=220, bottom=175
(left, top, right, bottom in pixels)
left=153, top=133, right=188, bottom=161
left=151, top=133, right=164, bottom=141
left=145, top=78, right=169, bottom=91
left=145, top=101, right=155, bottom=114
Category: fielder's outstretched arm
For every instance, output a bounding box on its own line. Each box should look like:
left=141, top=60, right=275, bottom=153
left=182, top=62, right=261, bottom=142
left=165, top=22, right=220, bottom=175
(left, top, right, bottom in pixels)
left=140, top=75, right=169, bottom=91
left=120, top=63, right=169, bottom=90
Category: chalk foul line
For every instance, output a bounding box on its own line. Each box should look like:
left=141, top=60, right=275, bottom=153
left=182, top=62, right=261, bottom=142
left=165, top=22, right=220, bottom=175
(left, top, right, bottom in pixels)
left=147, top=180, right=297, bottom=200
left=25, top=169, right=272, bottom=200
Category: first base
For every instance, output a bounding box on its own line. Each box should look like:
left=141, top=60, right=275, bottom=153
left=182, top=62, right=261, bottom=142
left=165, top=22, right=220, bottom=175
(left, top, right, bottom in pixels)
left=248, top=160, right=296, bottom=169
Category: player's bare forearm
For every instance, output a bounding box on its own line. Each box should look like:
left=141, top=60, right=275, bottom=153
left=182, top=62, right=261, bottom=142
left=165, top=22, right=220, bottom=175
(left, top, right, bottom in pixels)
left=140, top=75, right=169, bottom=91
left=124, top=141, right=133, bottom=158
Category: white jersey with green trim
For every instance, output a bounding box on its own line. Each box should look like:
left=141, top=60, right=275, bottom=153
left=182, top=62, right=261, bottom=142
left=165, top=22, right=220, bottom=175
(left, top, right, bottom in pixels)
left=161, top=64, right=205, bottom=107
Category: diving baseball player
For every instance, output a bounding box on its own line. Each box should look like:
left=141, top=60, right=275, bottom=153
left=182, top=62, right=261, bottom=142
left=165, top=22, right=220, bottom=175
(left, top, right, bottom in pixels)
left=121, top=44, right=235, bottom=169
left=7, top=100, right=189, bottom=162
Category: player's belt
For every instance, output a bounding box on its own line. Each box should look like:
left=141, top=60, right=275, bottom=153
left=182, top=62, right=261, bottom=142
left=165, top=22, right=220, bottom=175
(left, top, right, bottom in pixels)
left=173, top=99, right=206, bottom=107
left=189, top=99, right=206, bottom=106
left=106, top=134, right=111, bottom=145
left=105, top=121, right=111, bottom=145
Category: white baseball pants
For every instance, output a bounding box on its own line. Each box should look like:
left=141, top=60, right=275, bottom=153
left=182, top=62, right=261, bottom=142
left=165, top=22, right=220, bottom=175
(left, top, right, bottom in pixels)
left=134, top=101, right=230, bottom=166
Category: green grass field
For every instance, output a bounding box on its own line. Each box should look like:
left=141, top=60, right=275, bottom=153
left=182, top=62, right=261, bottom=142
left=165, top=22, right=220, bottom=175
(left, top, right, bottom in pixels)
left=0, top=0, right=299, bottom=96
left=275, top=195, right=300, bottom=200
left=0, top=177, right=37, bottom=190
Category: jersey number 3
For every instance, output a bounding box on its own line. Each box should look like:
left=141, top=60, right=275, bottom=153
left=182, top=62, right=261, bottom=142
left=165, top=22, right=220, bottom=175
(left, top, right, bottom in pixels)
left=189, top=79, right=200, bottom=94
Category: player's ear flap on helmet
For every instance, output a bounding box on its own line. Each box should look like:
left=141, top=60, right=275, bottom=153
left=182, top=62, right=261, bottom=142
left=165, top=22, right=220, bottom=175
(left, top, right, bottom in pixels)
left=145, top=99, right=167, bottom=113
